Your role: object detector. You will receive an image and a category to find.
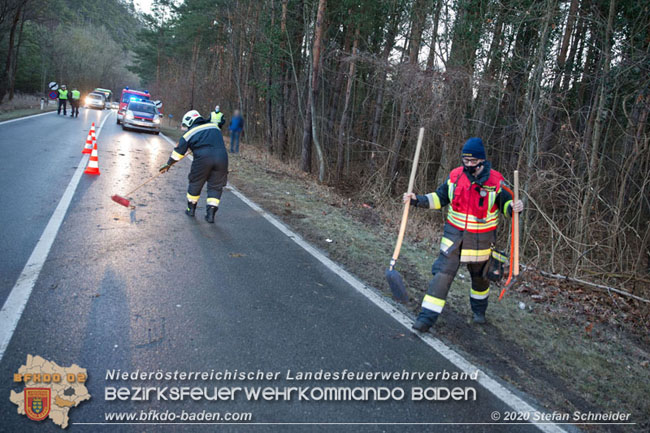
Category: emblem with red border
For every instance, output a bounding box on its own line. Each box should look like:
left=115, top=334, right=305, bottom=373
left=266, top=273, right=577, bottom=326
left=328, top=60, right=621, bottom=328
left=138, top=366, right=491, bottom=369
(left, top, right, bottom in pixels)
left=24, top=388, right=51, bottom=421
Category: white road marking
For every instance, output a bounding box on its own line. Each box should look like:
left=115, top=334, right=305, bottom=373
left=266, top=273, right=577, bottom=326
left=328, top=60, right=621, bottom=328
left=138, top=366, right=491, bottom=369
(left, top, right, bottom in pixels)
left=0, top=111, right=114, bottom=362
left=159, top=132, right=565, bottom=432
left=0, top=110, right=56, bottom=126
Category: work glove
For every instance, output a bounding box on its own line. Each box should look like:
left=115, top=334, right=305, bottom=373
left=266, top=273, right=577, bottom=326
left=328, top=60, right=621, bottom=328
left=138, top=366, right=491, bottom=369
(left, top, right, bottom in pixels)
left=159, top=158, right=176, bottom=173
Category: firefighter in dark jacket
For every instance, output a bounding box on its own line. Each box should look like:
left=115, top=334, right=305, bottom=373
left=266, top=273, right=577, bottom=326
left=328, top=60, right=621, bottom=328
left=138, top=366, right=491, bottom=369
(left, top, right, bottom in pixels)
left=159, top=110, right=228, bottom=223
left=404, top=137, right=523, bottom=331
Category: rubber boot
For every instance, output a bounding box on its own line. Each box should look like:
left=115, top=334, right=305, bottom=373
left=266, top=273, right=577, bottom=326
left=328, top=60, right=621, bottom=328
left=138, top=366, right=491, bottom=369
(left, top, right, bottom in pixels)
left=205, top=205, right=218, bottom=223
left=472, top=312, right=486, bottom=324
left=185, top=201, right=197, bottom=217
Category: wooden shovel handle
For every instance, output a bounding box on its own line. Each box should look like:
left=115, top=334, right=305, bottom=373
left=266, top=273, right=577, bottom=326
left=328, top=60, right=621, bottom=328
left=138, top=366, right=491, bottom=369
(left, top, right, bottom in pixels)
left=513, top=170, right=519, bottom=276
left=391, top=128, right=425, bottom=262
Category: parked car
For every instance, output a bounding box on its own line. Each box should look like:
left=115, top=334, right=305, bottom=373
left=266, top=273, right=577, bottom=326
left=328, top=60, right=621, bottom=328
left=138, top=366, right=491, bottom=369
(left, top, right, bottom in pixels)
left=85, top=92, right=106, bottom=110
left=121, top=100, right=161, bottom=134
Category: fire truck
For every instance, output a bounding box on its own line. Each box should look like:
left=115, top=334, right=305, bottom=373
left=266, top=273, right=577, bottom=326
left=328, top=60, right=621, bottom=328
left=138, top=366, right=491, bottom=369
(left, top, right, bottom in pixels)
left=117, top=88, right=162, bottom=124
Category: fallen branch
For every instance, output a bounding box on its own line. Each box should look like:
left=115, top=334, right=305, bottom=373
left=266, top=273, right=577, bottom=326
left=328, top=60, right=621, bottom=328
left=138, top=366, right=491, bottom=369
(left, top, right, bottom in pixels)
left=538, top=270, right=650, bottom=304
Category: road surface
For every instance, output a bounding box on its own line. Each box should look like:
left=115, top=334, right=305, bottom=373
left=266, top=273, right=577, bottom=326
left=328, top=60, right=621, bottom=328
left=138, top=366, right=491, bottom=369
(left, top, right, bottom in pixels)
left=0, top=108, right=557, bottom=432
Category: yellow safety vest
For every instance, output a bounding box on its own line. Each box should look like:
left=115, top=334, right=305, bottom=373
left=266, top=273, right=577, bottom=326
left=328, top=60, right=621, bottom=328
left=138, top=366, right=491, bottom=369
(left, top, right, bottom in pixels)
left=71, top=90, right=80, bottom=100
left=58, top=89, right=68, bottom=100
left=210, top=111, right=223, bottom=128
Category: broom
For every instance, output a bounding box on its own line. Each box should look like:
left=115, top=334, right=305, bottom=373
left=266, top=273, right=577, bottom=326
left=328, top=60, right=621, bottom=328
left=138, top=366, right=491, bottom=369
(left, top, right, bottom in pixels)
left=385, top=127, right=424, bottom=303
left=111, top=171, right=165, bottom=208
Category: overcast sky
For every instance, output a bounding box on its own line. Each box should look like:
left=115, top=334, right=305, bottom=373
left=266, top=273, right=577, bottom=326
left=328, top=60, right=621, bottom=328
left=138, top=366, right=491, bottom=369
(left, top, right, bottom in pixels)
left=133, top=0, right=154, bottom=14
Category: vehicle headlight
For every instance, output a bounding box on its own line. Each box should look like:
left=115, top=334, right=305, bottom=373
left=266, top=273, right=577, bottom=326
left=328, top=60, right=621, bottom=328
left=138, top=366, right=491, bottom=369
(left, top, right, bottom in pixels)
left=85, top=97, right=91, bottom=104
left=153, top=117, right=160, bottom=124
left=125, top=110, right=134, bottom=120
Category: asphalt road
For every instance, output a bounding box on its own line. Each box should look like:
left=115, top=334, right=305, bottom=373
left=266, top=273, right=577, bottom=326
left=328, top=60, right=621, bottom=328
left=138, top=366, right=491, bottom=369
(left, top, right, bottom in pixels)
left=0, top=109, right=549, bottom=432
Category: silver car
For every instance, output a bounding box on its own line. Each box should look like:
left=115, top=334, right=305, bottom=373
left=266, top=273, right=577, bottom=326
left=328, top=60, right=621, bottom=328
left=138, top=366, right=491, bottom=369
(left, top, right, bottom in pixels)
left=85, top=92, right=106, bottom=109
left=121, top=101, right=161, bottom=134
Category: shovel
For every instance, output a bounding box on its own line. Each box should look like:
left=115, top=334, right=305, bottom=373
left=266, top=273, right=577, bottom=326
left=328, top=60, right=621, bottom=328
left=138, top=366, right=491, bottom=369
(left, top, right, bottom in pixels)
left=385, top=127, right=425, bottom=303
left=499, top=170, right=519, bottom=300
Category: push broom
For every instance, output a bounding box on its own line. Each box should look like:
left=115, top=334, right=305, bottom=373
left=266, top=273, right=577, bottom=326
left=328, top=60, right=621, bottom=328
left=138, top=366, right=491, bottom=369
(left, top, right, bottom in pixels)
left=111, top=171, right=166, bottom=208
left=385, top=127, right=424, bottom=303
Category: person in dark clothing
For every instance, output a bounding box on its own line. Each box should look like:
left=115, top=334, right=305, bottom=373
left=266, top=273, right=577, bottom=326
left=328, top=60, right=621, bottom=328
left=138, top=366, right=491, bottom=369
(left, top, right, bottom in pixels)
left=404, top=137, right=523, bottom=331
left=159, top=110, right=229, bottom=223
left=70, top=87, right=81, bottom=117
left=228, top=109, right=244, bottom=153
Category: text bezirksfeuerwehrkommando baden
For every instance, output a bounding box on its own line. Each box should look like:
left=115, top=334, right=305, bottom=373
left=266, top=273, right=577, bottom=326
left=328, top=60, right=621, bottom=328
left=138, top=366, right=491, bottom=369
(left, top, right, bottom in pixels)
left=105, top=369, right=478, bottom=382
left=104, top=369, right=479, bottom=402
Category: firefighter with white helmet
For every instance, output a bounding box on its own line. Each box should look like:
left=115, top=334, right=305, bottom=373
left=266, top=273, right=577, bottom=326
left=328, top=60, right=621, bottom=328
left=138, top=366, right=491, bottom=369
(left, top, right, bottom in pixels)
left=159, top=110, right=229, bottom=223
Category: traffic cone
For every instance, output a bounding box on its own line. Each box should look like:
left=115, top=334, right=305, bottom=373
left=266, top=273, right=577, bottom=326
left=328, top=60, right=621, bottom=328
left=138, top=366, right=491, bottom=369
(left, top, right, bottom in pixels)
left=82, top=123, right=95, bottom=154
left=84, top=137, right=100, bottom=175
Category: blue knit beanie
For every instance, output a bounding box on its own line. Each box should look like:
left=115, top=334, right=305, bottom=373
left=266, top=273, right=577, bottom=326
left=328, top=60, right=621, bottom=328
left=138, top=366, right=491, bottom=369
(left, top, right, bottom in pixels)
left=461, top=137, right=485, bottom=159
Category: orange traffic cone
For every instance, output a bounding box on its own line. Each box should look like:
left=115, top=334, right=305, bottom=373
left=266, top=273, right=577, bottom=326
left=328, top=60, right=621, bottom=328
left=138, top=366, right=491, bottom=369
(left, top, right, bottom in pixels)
left=84, top=137, right=100, bottom=175
left=82, top=122, right=95, bottom=154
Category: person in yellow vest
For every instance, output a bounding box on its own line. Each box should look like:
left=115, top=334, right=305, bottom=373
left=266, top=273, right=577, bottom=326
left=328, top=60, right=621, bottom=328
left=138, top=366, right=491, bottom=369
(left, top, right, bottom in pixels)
left=57, top=85, right=68, bottom=116
left=70, top=87, right=81, bottom=118
left=209, top=105, right=225, bottom=129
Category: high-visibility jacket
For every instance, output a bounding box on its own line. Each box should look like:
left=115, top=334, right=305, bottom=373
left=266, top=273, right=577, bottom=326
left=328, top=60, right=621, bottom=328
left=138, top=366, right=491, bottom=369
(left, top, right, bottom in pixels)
left=415, top=162, right=513, bottom=263
left=210, top=111, right=224, bottom=129
left=58, top=89, right=68, bottom=100
left=71, top=90, right=80, bottom=100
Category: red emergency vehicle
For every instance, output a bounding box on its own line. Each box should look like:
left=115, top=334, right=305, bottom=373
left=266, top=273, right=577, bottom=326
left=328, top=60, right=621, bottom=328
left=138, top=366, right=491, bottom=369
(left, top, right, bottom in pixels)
left=117, top=88, right=151, bottom=124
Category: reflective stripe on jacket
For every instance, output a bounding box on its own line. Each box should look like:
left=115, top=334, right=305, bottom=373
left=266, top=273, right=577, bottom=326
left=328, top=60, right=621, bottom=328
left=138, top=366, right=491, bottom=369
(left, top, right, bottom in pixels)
left=415, top=162, right=513, bottom=263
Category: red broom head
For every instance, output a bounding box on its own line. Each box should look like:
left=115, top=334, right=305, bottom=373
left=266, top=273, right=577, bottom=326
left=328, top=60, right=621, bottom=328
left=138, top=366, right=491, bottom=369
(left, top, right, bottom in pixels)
left=111, top=194, right=131, bottom=208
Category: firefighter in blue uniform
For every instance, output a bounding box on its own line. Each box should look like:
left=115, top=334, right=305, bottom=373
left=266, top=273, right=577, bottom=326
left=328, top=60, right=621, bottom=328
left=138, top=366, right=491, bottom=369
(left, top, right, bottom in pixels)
left=159, top=110, right=228, bottom=223
left=404, top=138, right=523, bottom=331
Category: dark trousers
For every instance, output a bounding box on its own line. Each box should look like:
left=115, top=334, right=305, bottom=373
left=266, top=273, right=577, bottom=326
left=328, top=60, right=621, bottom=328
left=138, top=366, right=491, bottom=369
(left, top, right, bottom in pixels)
left=70, top=100, right=79, bottom=117
left=187, top=147, right=228, bottom=205
left=57, top=99, right=67, bottom=115
left=417, top=241, right=491, bottom=326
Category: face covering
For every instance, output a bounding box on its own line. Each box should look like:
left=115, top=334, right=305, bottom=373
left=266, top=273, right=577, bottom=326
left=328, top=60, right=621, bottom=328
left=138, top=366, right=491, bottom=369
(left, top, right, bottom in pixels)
left=463, top=162, right=483, bottom=175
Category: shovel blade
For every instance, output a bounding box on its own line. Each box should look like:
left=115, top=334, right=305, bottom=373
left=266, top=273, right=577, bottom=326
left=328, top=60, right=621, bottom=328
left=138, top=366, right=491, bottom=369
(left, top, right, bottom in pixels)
left=111, top=194, right=131, bottom=208
left=385, top=268, right=409, bottom=303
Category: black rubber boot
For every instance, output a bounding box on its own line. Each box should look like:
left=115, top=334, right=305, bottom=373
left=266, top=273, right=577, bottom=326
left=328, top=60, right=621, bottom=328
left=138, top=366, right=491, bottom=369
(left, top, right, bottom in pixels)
left=412, top=320, right=432, bottom=333
left=185, top=201, right=197, bottom=217
left=472, top=312, right=486, bottom=324
left=205, top=205, right=218, bottom=223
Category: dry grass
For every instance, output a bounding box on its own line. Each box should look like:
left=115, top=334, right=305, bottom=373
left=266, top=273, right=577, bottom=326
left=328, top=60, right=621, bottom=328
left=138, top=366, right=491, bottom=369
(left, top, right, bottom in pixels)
left=0, top=93, right=57, bottom=121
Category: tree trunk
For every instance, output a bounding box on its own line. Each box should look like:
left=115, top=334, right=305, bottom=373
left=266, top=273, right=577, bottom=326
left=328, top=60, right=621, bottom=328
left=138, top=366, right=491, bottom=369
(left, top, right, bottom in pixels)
left=336, top=26, right=359, bottom=182
left=577, top=0, right=616, bottom=266
left=425, top=0, right=442, bottom=72
left=540, top=0, right=579, bottom=153
left=266, top=0, right=276, bottom=153
left=277, top=0, right=289, bottom=159
left=301, top=0, right=326, bottom=179
left=0, top=1, right=24, bottom=103
left=369, top=0, right=400, bottom=146
left=437, top=0, right=486, bottom=185
left=8, top=4, right=26, bottom=101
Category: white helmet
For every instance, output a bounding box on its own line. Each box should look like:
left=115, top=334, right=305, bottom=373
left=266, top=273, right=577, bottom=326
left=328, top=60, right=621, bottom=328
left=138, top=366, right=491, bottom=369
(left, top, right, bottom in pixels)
left=181, top=110, right=201, bottom=128
left=215, top=105, right=220, bottom=112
